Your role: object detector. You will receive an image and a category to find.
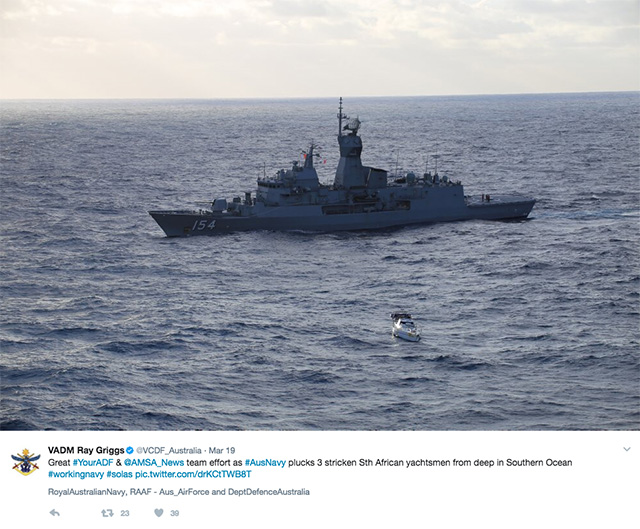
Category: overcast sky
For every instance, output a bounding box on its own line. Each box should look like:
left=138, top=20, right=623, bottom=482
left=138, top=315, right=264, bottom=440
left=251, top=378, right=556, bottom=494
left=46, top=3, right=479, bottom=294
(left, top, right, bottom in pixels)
left=1, top=0, right=638, bottom=98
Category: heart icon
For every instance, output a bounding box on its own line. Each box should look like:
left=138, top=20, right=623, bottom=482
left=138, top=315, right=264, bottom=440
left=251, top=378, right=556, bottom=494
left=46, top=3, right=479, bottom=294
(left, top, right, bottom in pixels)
left=154, top=509, right=164, bottom=517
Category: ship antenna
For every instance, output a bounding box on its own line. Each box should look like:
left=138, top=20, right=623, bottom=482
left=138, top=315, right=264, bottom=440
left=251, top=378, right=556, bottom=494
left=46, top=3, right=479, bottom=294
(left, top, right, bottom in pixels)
left=432, top=143, right=439, bottom=175
left=337, top=97, right=349, bottom=138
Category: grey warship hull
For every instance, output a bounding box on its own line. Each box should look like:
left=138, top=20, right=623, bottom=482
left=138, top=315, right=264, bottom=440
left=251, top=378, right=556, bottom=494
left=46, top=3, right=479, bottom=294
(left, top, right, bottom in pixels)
left=149, top=98, right=535, bottom=237
left=150, top=195, right=534, bottom=237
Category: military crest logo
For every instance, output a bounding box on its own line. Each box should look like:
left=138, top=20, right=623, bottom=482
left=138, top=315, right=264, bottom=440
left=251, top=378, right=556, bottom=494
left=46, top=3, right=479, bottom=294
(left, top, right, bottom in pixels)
left=12, top=449, right=40, bottom=476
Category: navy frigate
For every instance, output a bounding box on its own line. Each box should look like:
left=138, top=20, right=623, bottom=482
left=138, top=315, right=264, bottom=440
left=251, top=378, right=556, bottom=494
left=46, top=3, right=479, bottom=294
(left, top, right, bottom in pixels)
left=149, top=98, right=535, bottom=236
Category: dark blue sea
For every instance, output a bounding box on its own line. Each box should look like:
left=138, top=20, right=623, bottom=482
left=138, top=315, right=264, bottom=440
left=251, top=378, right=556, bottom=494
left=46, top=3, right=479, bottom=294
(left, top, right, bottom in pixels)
left=1, top=93, right=638, bottom=430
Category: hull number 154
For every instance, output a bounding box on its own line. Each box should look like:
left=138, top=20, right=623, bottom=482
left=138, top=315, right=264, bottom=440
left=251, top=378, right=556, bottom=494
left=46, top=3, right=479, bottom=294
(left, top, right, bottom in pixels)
left=193, top=219, right=216, bottom=231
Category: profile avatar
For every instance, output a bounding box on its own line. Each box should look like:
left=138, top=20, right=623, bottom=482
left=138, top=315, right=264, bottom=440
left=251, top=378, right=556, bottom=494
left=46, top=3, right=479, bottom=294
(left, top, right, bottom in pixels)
left=12, top=449, right=40, bottom=476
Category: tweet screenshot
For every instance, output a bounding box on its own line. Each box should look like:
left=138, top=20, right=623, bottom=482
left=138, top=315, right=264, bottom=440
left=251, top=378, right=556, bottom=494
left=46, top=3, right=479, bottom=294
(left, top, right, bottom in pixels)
left=2, top=7, right=638, bottom=526
left=1, top=431, right=636, bottom=527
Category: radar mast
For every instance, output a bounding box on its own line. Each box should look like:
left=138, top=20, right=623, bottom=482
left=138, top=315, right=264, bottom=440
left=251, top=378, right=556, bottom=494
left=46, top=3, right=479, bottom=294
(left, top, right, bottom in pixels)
left=338, top=97, right=349, bottom=138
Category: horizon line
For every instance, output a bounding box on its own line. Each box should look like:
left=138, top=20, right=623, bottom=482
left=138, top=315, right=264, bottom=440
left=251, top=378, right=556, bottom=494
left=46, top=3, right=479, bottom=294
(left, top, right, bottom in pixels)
left=1, top=89, right=638, bottom=103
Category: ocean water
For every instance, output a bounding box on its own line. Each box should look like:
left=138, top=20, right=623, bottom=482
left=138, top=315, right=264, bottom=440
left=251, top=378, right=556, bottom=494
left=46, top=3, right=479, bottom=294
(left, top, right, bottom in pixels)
left=1, top=93, right=638, bottom=431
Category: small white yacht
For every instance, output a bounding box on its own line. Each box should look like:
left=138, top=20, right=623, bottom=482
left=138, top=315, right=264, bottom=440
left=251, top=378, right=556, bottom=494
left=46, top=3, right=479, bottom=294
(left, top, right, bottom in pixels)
left=391, top=313, right=421, bottom=342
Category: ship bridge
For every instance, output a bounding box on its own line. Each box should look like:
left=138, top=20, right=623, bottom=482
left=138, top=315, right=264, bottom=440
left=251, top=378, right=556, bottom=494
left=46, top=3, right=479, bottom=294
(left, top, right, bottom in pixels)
left=256, top=143, right=320, bottom=205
